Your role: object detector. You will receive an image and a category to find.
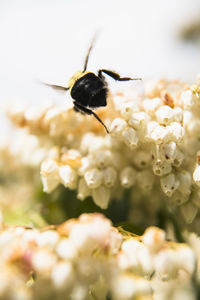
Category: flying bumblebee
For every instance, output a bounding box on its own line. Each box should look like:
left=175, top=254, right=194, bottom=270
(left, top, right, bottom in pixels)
left=45, top=39, right=141, bottom=133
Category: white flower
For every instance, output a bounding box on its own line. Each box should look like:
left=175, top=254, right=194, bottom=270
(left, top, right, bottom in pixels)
left=69, top=214, right=112, bottom=253
left=176, top=246, right=195, bottom=274
left=121, top=239, right=153, bottom=275
left=142, top=97, right=163, bottom=114
left=167, top=122, right=185, bottom=142
left=153, top=160, right=172, bottom=176
left=122, top=127, right=139, bottom=149
left=40, top=159, right=60, bottom=193
left=128, top=112, right=149, bottom=130
left=161, top=141, right=177, bottom=163
left=5, top=76, right=200, bottom=224
left=78, top=156, right=94, bottom=175
left=191, top=189, right=200, bottom=208
left=180, top=90, right=195, bottom=110
left=56, top=239, right=78, bottom=260
left=93, top=150, right=112, bottom=169
left=142, top=227, right=165, bottom=251
left=160, top=173, right=179, bottom=197
left=32, top=249, right=57, bottom=273
left=111, top=274, right=151, bottom=300
left=177, top=171, right=192, bottom=196
left=180, top=202, right=198, bottom=224
left=59, top=165, right=78, bottom=189
left=172, top=147, right=184, bottom=168
left=155, top=105, right=174, bottom=125
left=51, top=261, right=74, bottom=288
left=119, top=102, right=137, bottom=119
left=172, top=107, right=183, bottom=123
left=110, top=118, right=127, bottom=136
left=137, top=170, right=155, bottom=191
left=92, top=186, right=111, bottom=209
left=193, top=164, right=200, bottom=187
left=120, top=167, right=137, bottom=188
left=77, top=178, right=91, bottom=200
left=144, top=121, right=159, bottom=141
left=154, top=249, right=179, bottom=280
left=170, top=190, right=189, bottom=206
left=36, top=230, right=59, bottom=248
left=150, top=125, right=171, bottom=144
left=24, top=102, right=52, bottom=128
left=84, top=168, right=103, bottom=189
left=103, top=167, right=117, bottom=188
left=132, top=150, right=151, bottom=169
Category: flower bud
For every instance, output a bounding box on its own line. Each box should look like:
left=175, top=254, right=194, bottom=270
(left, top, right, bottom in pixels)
left=84, top=168, right=103, bottom=189
left=142, top=97, right=162, bottom=114
left=160, top=173, right=179, bottom=197
left=142, top=226, right=165, bottom=251
left=170, top=191, right=189, bottom=206
left=120, top=167, right=137, bottom=188
left=110, top=118, right=127, bottom=136
left=94, top=150, right=112, bottom=169
left=59, top=165, right=78, bottom=189
left=56, top=239, right=78, bottom=260
left=176, top=246, right=195, bottom=274
left=172, top=147, right=184, bottom=168
left=155, top=105, right=174, bottom=125
left=137, top=170, right=155, bottom=191
left=172, top=107, right=183, bottom=122
left=103, top=167, right=117, bottom=188
left=150, top=125, right=170, bottom=144
left=122, top=127, right=138, bottom=149
left=167, top=122, right=185, bottom=142
left=78, top=156, right=94, bottom=175
left=144, top=121, right=158, bottom=141
left=40, top=159, right=60, bottom=193
left=128, top=112, right=149, bottom=130
left=154, top=249, right=178, bottom=280
left=180, top=90, right=195, bottom=110
left=77, top=178, right=91, bottom=200
left=132, top=150, right=151, bottom=169
left=92, top=186, right=111, bottom=209
left=180, top=202, right=198, bottom=224
left=161, top=141, right=177, bottom=163
left=153, top=160, right=172, bottom=176
left=193, top=164, right=200, bottom=187
left=51, top=261, right=74, bottom=288
left=177, top=170, right=192, bottom=196
left=36, top=230, right=59, bottom=248
left=191, top=189, right=200, bottom=208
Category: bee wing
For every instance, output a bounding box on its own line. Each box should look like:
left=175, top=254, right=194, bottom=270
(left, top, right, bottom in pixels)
left=42, top=82, right=69, bottom=91
left=83, top=33, right=99, bottom=72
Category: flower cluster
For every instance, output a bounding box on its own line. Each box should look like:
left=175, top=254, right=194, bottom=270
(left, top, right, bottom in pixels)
left=0, top=133, right=40, bottom=219
left=6, top=77, right=200, bottom=227
left=0, top=213, right=197, bottom=300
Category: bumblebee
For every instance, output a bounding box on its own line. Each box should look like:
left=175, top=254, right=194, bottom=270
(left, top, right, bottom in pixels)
left=46, top=39, right=141, bottom=133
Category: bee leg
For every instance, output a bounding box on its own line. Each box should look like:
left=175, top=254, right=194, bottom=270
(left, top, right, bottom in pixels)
left=98, top=69, right=141, bottom=81
left=73, top=102, right=109, bottom=134
left=73, top=105, right=84, bottom=114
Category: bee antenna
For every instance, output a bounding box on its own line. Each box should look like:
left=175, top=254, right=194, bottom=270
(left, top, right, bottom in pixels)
left=83, top=34, right=98, bottom=72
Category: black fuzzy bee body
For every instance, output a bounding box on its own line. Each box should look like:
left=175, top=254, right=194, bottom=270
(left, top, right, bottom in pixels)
left=45, top=39, right=141, bottom=133
left=71, top=72, right=107, bottom=108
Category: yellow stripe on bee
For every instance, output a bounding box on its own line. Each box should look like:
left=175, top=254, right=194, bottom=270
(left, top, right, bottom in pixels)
left=68, top=71, right=89, bottom=93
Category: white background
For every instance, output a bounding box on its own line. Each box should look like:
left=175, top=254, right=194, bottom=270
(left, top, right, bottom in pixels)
left=0, top=0, right=200, bottom=131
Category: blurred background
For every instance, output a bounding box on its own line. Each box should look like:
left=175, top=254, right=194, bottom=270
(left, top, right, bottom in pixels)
left=0, top=0, right=200, bottom=131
